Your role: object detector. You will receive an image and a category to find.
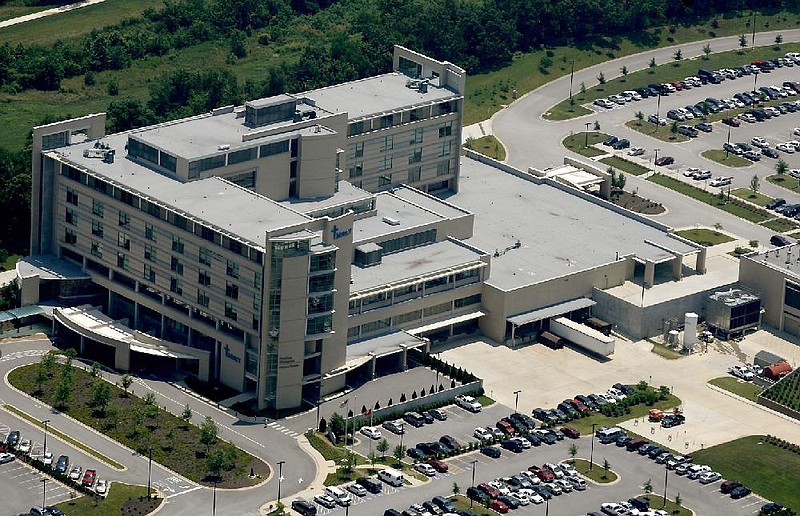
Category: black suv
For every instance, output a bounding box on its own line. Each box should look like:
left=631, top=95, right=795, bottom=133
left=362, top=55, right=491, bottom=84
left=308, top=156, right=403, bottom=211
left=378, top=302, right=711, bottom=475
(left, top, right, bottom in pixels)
left=6, top=431, right=20, bottom=447
left=356, top=477, right=382, bottom=494
left=54, top=455, right=69, bottom=475
left=291, top=498, right=317, bottom=516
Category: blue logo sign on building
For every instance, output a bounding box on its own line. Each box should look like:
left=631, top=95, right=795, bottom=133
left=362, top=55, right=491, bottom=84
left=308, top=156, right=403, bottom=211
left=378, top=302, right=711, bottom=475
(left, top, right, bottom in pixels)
left=331, top=224, right=352, bottom=240
left=224, top=344, right=242, bottom=363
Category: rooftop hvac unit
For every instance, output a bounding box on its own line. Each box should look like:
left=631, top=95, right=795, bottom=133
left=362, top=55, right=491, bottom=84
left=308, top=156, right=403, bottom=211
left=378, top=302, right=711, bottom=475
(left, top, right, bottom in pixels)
left=382, top=216, right=400, bottom=226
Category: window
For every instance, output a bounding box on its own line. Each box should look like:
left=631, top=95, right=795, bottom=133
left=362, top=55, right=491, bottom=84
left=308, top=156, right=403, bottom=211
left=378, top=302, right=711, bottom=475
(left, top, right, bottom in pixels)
left=198, top=270, right=211, bottom=286
left=91, top=220, right=103, bottom=238
left=65, top=208, right=76, bottom=225
left=408, top=167, right=421, bottom=182
left=378, top=229, right=436, bottom=255
left=306, top=314, right=332, bottom=335
left=379, top=155, right=393, bottom=171
left=142, top=200, right=162, bottom=219
left=171, top=257, right=184, bottom=275
left=118, top=232, right=130, bottom=250
left=394, top=310, right=422, bottom=325
left=410, top=127, right=424, bottom=145
left=172, top=236, right=184, bottom=254
left=786, top=282, right=800, bottom=309
left=259, top=140, right=290, bottom=157
left=64, top=228, right=77, bottom=245
left=119, top=211, right=130, bottom=228
left=424, top=301, right=451, bottom=317
left=409, top=148, right=422, bottom=164
left=348, top=121, right=364, bottom=136
left=360, top=318, right=390, bottom=335
left=309, top=273, right=335, bottom=293
left=378, top=175, right=392, bottom=187
left=197, top=290, right=210, bottom=308
left=455, top=268, right=481, bottom=282
left=348, top=162, right=363, bottom=178
left=142, top=223, right=155, bottom=241
left=349, top=142, right=364, bottom=159
left=438, top=122, right=453, bottom=138
left=438, top=102, right=454, bottom=115
left=199, top=247, right=212, bottom=266
left=200, top=226, right=217, bottom=243
left=226, top=282, right=239, bottom=300
left=89, top=176, right=108, bottom=195
left=92, top=200, right=104, bottom=217
left=228, top=147, right=257, bottom=165
left=160, top=152, right=177, bottom=172
left=308, top=293, right=333, bottom=314
left=380, top=114, right=394, bottom=129
left=66, top=188, right=78, bottom=206
left=91, top=241, right=102, bottom=258
left=455, top=293, right=482, bottom=308
left=439, top=140, right=452, bottom=157
left=143, top=264, right=155, bottom=282
left=117, top=252, right=129, bottom=270
left=437, top=160, right=451, bottom=176
left=225, top=302, right=237, bottom=321
left=144, top=244, right=156, bottom=262
left=170, top=277, right=182, bottom=295
left=228, top=171, right=256, bottom=190
left=254, top=271, right=262, bottom=290
left=310, top=252, right=335, bottom=272
left=128, top=138, right=159, bottom=165
left=253, top=292, right=261, bottom=311
left=380, top=135, right=394, bottom=151
left=226, top=259, right=239, bottom=278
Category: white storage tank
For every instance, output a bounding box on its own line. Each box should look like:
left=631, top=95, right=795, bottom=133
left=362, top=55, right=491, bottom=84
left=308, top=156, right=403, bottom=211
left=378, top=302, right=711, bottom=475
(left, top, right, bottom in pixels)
left=683, top=312, right=698, bottom=351
left=667, top=330, right=679, bottom=347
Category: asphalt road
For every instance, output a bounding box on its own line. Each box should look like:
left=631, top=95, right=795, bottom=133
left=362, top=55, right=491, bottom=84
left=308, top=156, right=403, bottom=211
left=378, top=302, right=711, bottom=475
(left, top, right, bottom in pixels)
left=491, top=29, right=800, bottom=242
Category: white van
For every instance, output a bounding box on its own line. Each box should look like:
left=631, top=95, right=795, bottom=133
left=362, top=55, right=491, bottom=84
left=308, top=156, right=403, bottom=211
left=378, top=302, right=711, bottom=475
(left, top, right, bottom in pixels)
left=324, top=485, right=352, bottom=506
left=454, top=394, right=482, bottom=413
left=377, top=467, right=404, bottom=487
left=597, top=426, right=624, bottom=443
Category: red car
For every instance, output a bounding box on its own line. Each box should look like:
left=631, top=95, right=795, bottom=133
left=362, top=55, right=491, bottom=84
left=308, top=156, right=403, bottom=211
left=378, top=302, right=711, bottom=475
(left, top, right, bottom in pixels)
left=477, top=482, right=500, bottom=499
left=81, top=469, right=96, bottom=488
left=722, top=117, right=741, bottom=127
left=532, top=466, right=555, bottom=482
left=490, top=499, right=509, bottom=513
left=654, top=156, right=674, bottom=166
left=570, top=399, right=589, bottom=413
left=561, top=426, right=581, bottom=439
left=496, top=420, right=516, bottom=436
left=426, top=459, right=448, bottom=473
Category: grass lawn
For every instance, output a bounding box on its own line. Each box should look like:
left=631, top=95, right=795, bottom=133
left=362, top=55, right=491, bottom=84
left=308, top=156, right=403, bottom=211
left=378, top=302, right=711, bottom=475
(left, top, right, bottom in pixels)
left=544, top=37, right=800, bottom=122
left=562, top=132, right=611, bottom=157
left=643, top=495, right=694, bottom=516
left=692, top=435, right=800, bottom=512
left=625, top=120, right=689, bottom=143
left=324, top=467, right=370, bottom=486
left=476, top=395, right=496, bottom=407
left=0, top=3, right=47, bottom=22
left=55, top=482, right=158, bottom=516
left=731, top=188, right=772, bottom=207
left=761, top=217, right=800, bottom=232
left=674, top=228, right=734, bottom=246
left=648, top=341, right=684, bottom=360
left=567, top=392, right=682, bottom=435
left=572, top=458, right=618, bottom=483
left=648, top=175, right=770, bottom=223
left=451, top=495, right=496, bottom=515
left=767, top=174, right=800, bottom=193
left=3, top=404, right=124, bottom=469
left=701, top=149, right=752, bottom=168
left=708, top=376, right=763, bottom=402
left=464, top=135, right=506, bottom=161
left=8, top=362, right=266, bottom=487
left=600, top=156, right=650, bottom=176
left=307, top=432, right=366, bottom=465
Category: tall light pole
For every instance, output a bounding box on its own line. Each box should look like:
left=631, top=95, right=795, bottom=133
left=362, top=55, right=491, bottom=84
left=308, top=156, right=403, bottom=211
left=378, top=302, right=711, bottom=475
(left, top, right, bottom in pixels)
left=147, top=447, right=153, bottom=499
left=653, top=149, right=660, bottom=173
left=42, top=419, right=50, bottom=460
left=212, top=478, right=218, bottom=516
left=399, top=423, right=405, bottom=458
left=726, top=127, right=732, bottom=158
left=656, top=93, right=662, bottom=123
left=663, top=461, right=669, bottom=508
left=513, top=390, right=522, bottom=415
left=569, top=60, right=575, bottom=104
left=751, top=10, right=757, bottom=48
left=545, top=496, right=550, bottom=516
left=469, top=459, right=478, bottom=508
left=40, top=478, right=47, bottom=510
left=584, top=122, right=591, bottom=147
left=276, top=461, right=285, bottom=506
left=590, top=423, right=598, bottom=470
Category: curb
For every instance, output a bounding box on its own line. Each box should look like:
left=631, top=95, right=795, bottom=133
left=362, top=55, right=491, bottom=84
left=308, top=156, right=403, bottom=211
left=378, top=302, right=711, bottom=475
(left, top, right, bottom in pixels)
left=572, top=457, right=622, bottom=486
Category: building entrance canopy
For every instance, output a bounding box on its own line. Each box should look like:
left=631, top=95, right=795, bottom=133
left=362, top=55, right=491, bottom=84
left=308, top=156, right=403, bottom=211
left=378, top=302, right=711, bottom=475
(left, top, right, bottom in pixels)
left=507, top=298, right=595, bottom=326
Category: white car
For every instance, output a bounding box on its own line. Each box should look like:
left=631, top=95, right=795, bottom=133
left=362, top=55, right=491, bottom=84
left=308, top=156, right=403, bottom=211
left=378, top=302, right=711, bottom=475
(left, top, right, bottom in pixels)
left=511, top=491, right=530, bottom=505
left=699, top=471, right=722, bottom=484
left=596, top=392, right=617, bottom=404
left=683, top=167, right=701, bottom=177
left=511, top=437, right=530, bottom=449
left=594, top=99, right=614, bottom=109
left=454, top=394, right=482, bottom=413
left=729, top=364, right=755, bottom=381
left=488, top=480, right=511, bottom=496
left=18, top=440, right=31, bottom=455
left=623, top=90, right=642, bottom=101
left=554, top=478, right=573, bottom=492
left=738, top=113, right=756, bottom=123
left=346, top=483, right=367, bottom=497
left=414, top=463, right=437, bottom=476
left=793, top=127, right=800, bottom=136
left=41, top=452, right=53, bottom=467
left=0, top=452, right=15, bottom=464
left=607, top=387, right=626, bottom=401
left=68, top=465, right=83, bottom=481
left=694, top=170, right=712, bottom=180
left=751, top=136, right=770, bottom=148
left=359, top=426, right=382, bottom=440
left=710, top=176, right=732, bottom=187
left=777, top=142, right=796, bottom=153
left=95, top=479, right=108, bottom=496
left=687, top=464, right=712, bottom=479
left=474, top=427, right=493, bottom=440
left=313, top=494, right=337, bottom=509
left=627, top=147, right=645, bottom=156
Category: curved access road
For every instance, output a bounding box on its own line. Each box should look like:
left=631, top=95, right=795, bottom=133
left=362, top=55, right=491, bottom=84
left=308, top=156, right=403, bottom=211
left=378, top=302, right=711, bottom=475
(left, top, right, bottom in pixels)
left=0, top=0, right=108, bottom=29
left=488, top=28, right=800, bottom=241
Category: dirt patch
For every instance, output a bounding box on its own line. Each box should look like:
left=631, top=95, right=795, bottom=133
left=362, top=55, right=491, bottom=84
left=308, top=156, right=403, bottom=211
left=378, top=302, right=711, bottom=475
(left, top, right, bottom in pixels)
left=122, top=496, right=163, bottom=515
left=609, top=190, right=665, bottom=214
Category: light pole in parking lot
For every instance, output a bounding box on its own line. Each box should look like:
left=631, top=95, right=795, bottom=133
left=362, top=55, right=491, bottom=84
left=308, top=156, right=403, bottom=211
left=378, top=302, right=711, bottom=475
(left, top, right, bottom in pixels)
left=276, top=460, right=286, bottom=506
left=584, top=122, right=591, bottom=147
left=653, top=149, right=660, bottom=173
left=662, top=461, right=669, bottom=508
left=399, top=423, right=405, bottom=456
left=569, top=61, right=575, bottom=104
left=513, top=390, right=522, bottom=415
left=147, top=447, right=153, bottom=500
left=589, top=423, right=598, bottom=470
left=656, top=93, right=662, bottom=123
left=42, top=419, right=50, bottom=458
left=545, top=496, right=550, bottom=516
left=41, top=478, right=47, bottom=509
left=726, top=126, right=732, bottom=158
left=753, top=71, right=759, bottom=94
left=469, top=459, right=478, bottom=508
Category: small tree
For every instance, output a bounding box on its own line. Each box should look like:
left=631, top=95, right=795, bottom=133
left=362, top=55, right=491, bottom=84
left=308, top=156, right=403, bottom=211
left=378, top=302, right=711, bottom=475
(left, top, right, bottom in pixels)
left=602, top=458, right=610, bottom=480
left=393, top=444, right=406, bottom=465
left=674, top=492, right=682, bottom=510
left=594, top=120, right=600, bottom=131
left=621, top=66, right=628, bottom=79
left=90, top=380, right=111, bottom=415
left=649, top=57, right=656, bottom=70
left=596, top=72, right=606, bottom=87
left=750, top=174, right=760, bottom=193
left=635, top=111, right=644, bottom=126
left=90, top=361, right=101, bottom=378
left=377, top=438, right=389, bottom=459
left=643, top=478, right=653, bottom=494
left=452, top=482, right=461, bottom=496
left=777, top=159, right=789, bottom=176
left=739, top=34, right=748, bottom=51
left=205, top=450, right=224, bottom=478
left=200, top=417, right=218, bottom=455
left=34, top=366, right=48, bottom=394
left=121, top=374, right=133, bottom=397
left=579, top=81, right=586, bottom=97
left=342, top=451, right=356, bottom=473
left=670, top=121, right=679, bottom=139
left=673, top=49, right=683, bottom=61
left=318, top=417, right=327, bottom=433
left=702, top=43, right=711, bottom=59
left=54, top=378, right=72, bottom=410
left=330, top=413, right=345, bottom=436
left=40, top=352, right=57, bottom=377
left=144, top=392, right=156, bottom=406
left=569, top=443, right=578, bottom=463
left=182, top=405, right=193, bottom=428
left=775, top=34, right=783, bottom=48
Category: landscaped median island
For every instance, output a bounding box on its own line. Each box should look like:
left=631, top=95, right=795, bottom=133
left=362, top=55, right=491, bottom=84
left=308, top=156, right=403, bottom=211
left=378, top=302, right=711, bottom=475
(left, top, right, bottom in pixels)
left=708, top=376, right=763, bottom=402
left=625, top=120, right=689, bottom=143
left=55, top=482, right=157, bottom=516
left=571, top=458, right=617, bottom=483
left=8, top=352, right=268, bottom=488
left=692, top=435, right=800, bottom=512
left=700, top=149, right=751, bottom=168
left=562, top=132, right=611, bottom=158
left=731, top=188, right=773, bottom=207
left=674, top=228, right=734, bottom=247
left=768, top=173, right=800, bottom=193
left=565, top=385, right=681, bottom=435
left=598, top=155, right=650, bottom=176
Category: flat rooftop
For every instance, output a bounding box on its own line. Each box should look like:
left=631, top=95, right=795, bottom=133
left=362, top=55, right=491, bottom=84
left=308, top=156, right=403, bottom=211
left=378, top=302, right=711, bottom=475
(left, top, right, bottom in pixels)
left=744, top=244, right=800, bottom=279
left=17, top=254, right=90, bottom=280
left=51, top=134, right=312, bottom=247
left=352, top=190, right=451, bottom=243
left=303, top=73, right=459, bottom=119
left=281, top=181, right=373, bottom=216
left=451, top=157, right=698, bottom=291
left=350, top=239, right=485, bottom=293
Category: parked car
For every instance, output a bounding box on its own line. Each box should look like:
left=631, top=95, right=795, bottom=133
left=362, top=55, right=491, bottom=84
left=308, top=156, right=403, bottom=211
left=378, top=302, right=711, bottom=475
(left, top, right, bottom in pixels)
left=481, top=446, right=501, bottom=458
left=54, top=455, right=69, bottom=475
left=762, top=147, right=780, bottom=158
left=561, top=426, right=580, bottom=439
left=474, top=427, right=493, bottom=440
left=68, top=465, right=83, bottom=482
left=720, top=480, right=742, bottom=494
left=313, top=494, right=337, bottom=509
left=490, top=499, right=509, bottom=514
left=699, top=471, right=722, bottom=484
left=414, top=463, right=437, bottom=476
left=6, top=431, right=20, bottom=448
left=710, top=176, right=733, bottom=187
left=627, top=147, right=645, bottom=156
left=654, top=156, right=674, bottom=166
left=81, top=469, right=97, bottom=488
left=18, top=439, right=31, bottom=455
left=662, top=414, right=686, bottom=428
left=695, top=121, right=713, bottom=132
left=382, top=420, right=404, bottom=435
left=761, top=502, right=785, bottom=514
left=95, top=479, right=109, bottom=496
left=356, top=476, right=382, bottom=494
left=771, top=235, right=792, bottom=247
left=611, top=139, right=630, bottom=150
left=428, top=408, right=447, bottom=421
left=730, top=364, right=755, bottom=380
left=602, top=136, right=619, bottom=146
left=648, top=114, right=667, bottom=126
left=730, top=486, right=752, bottom=499
left=360, top=426, right=382, bottom=440
left=454, top=395, right=482, bottom=413
left=0, top=452, right=15, bottom=464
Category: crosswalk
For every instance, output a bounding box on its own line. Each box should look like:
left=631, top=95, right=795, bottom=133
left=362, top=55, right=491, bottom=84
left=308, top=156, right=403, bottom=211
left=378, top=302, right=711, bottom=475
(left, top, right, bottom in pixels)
left=0, top=349, right=48, bottom=363
left=265, top=421, right=300, bottom=438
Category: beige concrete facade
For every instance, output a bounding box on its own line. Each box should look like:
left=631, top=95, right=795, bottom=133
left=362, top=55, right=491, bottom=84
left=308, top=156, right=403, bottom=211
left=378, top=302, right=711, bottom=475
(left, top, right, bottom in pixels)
left=740, top=248, right=800, bottom=338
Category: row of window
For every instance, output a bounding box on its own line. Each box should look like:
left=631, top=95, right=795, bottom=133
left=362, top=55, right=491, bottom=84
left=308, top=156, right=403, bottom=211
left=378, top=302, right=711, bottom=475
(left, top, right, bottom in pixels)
left=186, top=140, right=291, bottom=178
left=347, top=103, right=456, bottom=137
left=59, top=163, right=263, bottom=264
left=347, top=123, right=452, bottom=160
left=349, top=157, right=452, bottom=182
